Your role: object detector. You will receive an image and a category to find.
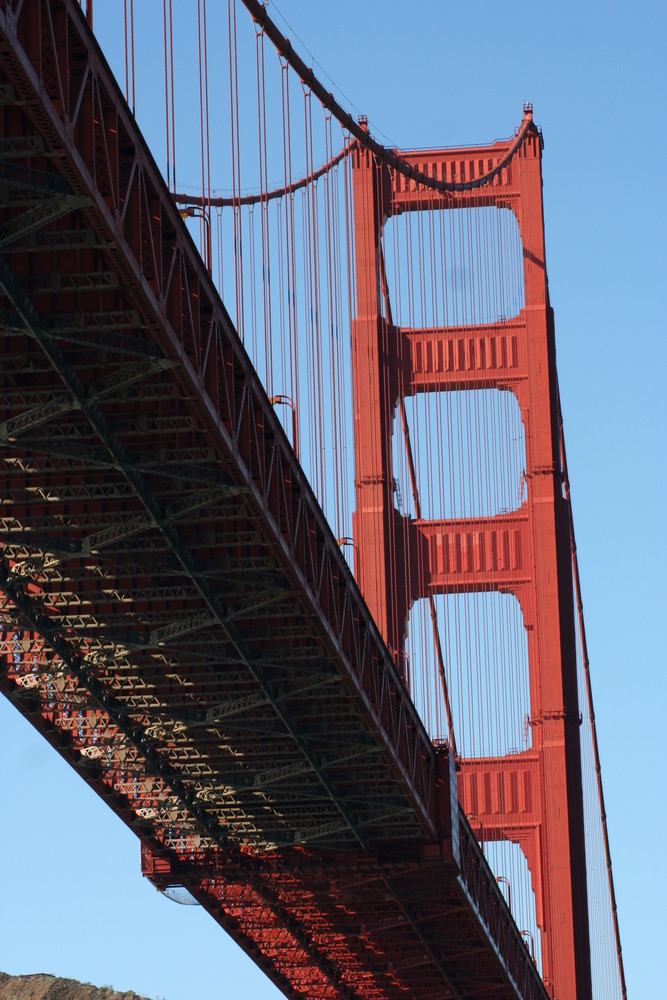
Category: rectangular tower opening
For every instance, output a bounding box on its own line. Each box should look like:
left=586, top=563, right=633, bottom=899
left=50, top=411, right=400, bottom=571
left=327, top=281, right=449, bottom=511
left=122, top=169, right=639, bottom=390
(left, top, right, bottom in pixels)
left=384, top=205, right=524, bottom=329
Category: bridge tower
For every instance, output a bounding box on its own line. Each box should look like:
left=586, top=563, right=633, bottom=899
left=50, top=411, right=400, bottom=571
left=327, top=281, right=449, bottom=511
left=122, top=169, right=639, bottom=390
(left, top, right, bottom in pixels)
left=350, top=109, right=592, bottom=999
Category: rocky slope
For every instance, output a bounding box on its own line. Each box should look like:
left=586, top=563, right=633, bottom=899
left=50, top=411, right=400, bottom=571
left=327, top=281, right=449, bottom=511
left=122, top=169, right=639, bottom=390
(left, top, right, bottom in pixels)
left=0, top=974, right=155, bottom=1000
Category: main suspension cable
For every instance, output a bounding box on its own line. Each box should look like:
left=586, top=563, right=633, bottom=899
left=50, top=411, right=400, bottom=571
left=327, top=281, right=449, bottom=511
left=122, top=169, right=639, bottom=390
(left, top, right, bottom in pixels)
left=240, top=0, right=533, bottom=194
left=379, top=244, right=457, bottom=756
left=173, top=145, right=350, bottom=209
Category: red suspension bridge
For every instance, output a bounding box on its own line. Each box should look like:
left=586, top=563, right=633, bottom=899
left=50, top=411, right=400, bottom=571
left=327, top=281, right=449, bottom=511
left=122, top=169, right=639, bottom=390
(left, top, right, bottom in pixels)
left=0, top=2, right=627, bottom=998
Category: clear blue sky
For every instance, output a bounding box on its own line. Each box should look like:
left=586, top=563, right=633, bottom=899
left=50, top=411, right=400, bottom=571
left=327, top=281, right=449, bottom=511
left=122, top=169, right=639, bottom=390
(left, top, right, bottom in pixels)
left=2, top=1, right=665, bottom=997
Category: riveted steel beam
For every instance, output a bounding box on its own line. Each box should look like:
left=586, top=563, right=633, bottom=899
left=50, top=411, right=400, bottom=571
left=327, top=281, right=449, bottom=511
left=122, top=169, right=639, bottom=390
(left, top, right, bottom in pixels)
left=24, top=269, right=119, bottom=295
left=0, top=227, right=111, bottom=253
left=0, top=396, right=80, bottom=439
left=0, top=161, right=70, bottom=197
left=0, top=135, right=45, bottom=158
left=0, top=193, right=90, bottom=248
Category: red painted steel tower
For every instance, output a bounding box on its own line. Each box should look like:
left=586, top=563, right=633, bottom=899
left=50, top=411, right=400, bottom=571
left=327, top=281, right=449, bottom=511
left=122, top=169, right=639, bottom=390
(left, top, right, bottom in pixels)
left=350, top=109, right=592, bottom=999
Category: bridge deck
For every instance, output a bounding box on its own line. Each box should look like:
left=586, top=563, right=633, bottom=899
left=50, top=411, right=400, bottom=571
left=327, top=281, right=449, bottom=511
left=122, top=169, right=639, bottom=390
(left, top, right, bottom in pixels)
left=0, top=2, right=546, bottom=997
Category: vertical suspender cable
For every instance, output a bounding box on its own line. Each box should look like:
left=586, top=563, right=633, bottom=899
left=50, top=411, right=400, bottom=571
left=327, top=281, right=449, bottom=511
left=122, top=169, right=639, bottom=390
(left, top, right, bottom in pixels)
left=162, top=1, right=171, bottom=190
left=379, top=237, right=457, bottom=755
left=123, top=0, right=129, bottom=103
left=227, top=0, right=244, bottom=336
left=202, top=0, right=212, bottom=271
left=129, top=0, right=135, bottom=114
left=168, top=0, right=176, bottom=191
left=196, top=0, right=211, bottom=271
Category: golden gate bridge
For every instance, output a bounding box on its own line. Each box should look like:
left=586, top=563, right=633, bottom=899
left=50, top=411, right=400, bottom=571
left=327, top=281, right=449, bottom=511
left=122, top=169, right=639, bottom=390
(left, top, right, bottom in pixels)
left=0, top=2, right=629, bottom=997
